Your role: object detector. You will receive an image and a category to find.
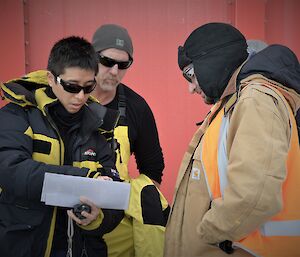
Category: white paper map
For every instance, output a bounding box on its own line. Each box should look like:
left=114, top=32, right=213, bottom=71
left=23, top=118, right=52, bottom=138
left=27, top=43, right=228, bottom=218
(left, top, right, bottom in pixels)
left=41, top=173, right=130, bottom=210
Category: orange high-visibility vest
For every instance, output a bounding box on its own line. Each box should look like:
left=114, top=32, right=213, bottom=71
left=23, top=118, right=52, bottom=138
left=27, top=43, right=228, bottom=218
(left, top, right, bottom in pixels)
left=201, top=86, right=300, bottom=257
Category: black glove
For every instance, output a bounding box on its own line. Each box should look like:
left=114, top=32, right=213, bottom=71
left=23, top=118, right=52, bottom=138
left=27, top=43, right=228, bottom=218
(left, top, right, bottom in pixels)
left=98, top=167, right=122, bottom=181
left=219, top=240, right=234, bottom=254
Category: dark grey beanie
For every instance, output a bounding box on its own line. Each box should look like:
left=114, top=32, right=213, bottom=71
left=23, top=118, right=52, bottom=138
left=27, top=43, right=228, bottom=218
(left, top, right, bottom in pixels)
left=92, top=24, right=133, bottom=59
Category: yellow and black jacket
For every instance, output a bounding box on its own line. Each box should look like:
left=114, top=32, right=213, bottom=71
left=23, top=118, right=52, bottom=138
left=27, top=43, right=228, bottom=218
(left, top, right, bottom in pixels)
left=102, top=84, right=170, bottom=257
left=0, top=71, right=122, bottom=257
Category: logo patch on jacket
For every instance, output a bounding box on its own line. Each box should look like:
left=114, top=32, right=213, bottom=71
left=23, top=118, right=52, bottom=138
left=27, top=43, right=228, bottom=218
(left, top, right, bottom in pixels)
left=191, top=168, right=200, bottom=180
left=83, top=149, right=96, bottom=157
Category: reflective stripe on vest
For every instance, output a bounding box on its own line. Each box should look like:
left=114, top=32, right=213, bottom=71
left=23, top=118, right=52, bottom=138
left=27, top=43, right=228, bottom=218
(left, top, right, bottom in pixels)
left=201, top=86, right=300, bottom=257
left=217, top=114, right=230, bottom=197
left=260, top=220, right=300, bottom=236
left=200, top=108, right=231, bottom=200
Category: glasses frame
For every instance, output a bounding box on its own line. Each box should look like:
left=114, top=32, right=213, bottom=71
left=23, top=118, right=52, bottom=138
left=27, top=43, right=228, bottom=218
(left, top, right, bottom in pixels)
left=98, top=54, right=133, bottom=70
left=182, top=65, right=195, bottom=83
left=55, top=76, right=96, bottom=94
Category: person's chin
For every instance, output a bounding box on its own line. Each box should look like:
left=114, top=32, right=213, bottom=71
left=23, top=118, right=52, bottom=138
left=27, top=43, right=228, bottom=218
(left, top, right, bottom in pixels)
left=101, top=83, right=118, bottom=92
left=68, top=104, right=83, bottom=113
left=204, top=96, right=215, bottom=105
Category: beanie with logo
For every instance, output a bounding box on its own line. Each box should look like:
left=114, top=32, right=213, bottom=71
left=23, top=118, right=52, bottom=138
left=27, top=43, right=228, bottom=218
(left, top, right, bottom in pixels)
left=92, top=24, right=133, bottom=60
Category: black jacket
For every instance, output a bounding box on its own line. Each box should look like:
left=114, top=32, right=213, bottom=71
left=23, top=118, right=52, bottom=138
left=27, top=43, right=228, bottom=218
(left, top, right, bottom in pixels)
left=238, top=44, right=300, bottom=94
left=238, top=44, right=300, bottom=142
left=105, top=84, right=165, bottom=183
left=0, top=70, right=123, bottom=257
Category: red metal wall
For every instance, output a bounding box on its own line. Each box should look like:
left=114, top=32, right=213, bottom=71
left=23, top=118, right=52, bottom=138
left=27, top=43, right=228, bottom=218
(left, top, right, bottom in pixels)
left=0, top=0, right=25, bottom=107
left=1, top=0, right=299, bottom=202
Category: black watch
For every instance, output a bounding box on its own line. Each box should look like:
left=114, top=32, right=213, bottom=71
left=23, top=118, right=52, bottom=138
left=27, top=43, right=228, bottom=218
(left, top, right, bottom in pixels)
left=73, top=204, right=91, bottom=220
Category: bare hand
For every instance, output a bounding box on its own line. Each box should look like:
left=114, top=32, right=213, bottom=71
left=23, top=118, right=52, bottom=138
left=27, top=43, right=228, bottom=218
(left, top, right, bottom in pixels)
left=97, top=176, right=113, bottom=181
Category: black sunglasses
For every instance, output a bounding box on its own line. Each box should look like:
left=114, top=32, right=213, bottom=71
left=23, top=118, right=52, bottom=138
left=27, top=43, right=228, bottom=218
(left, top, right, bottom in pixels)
left=56, top=76, right=96, bottom=94
left=98, top=55, right=133, bottom=70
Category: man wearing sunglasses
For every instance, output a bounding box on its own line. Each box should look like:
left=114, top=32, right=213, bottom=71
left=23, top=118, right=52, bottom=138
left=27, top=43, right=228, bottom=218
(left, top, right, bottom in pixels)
left=0, top=36, right=123, bottom=257
left=164, top=22, right=300, bottom=257
left=91, top=24, right=169, bottom=257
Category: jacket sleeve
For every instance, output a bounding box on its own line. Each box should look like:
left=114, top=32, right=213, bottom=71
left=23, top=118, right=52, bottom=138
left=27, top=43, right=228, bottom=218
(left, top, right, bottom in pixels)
left=134, top=102, right=165, bottom=184
left=0, top=104, right=90, bottom=202
left=129, top=174, right=169, bottom=257
left=80, top=208, right=124, bottom=235
left=197, top=86, right=290, bottom=244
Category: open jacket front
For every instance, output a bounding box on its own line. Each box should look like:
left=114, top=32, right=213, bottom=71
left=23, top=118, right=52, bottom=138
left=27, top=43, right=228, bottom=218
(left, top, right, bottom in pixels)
left=164, top=45, right=300, bottom=257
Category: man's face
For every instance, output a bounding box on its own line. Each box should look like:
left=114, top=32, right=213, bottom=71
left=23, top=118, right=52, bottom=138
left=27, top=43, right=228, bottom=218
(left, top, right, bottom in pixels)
left=95, top=48, right=131, bottom=93
left=47, top=67, right=96, bottom=113
left=182, top=64, right=214, bottom=105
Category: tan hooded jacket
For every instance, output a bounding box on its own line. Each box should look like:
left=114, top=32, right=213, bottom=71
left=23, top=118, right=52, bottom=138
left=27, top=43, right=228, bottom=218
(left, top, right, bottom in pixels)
left=164, top=50, right=300, bottom=257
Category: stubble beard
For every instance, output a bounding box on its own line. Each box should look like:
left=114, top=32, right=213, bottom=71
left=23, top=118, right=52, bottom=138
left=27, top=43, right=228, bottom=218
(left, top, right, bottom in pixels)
left=99, top=79, right=119, bottom=92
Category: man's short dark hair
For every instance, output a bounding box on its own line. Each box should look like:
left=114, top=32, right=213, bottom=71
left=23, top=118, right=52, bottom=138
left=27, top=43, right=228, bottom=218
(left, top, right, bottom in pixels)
left=47, top=36, right=98, bottom=76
